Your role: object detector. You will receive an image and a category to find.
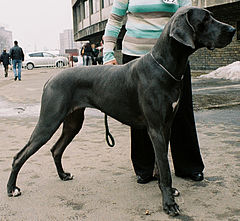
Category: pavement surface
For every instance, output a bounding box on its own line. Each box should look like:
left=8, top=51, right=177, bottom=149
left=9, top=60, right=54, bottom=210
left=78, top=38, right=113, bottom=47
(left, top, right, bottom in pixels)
left=0, top=67, right=239, bottom=221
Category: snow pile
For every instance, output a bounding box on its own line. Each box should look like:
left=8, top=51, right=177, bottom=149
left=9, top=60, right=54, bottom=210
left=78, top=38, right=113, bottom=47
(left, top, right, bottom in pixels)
left=200, top=61, right=240, bottom=81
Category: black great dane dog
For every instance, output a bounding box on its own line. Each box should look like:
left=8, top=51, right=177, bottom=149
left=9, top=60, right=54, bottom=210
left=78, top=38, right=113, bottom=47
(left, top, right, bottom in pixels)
left=7, top=7, right=235, bottom=216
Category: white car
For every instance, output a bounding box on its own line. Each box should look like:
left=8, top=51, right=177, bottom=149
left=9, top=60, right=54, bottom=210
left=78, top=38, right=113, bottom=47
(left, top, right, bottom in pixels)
left=23, top=51, right=68, bottom=70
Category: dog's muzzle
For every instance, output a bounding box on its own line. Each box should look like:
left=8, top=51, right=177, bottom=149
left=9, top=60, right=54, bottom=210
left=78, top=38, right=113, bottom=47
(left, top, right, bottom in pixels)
left=218, top=25, right=236, bottom=48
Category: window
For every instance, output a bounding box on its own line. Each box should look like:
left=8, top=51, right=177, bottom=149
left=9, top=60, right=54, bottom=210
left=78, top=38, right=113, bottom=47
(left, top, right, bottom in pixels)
left=84, top=0, right=89, bottom=18
left=29, top=53, right=43, bottom=57
left=104, top=0, right=110, bottom=7
left=89, top=0, right=93, bottom=14
left=73, top=6, right=79, bottom=29
left=102, top=0, right=113, bottom=8
left=93, top=0, right=100, bottom=13
left=43, top=52, right=55, bottom=58
left=80, top=2, right=85, bottom=20
left=102, top=0, right=112, bottom=8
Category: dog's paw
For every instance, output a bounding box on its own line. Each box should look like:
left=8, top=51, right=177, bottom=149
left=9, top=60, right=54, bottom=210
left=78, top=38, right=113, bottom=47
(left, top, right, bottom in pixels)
left=172, top=188, right=180, bottom=197
left=60, top=172, right=74, bottom=181
left=163, top=202, right=180, bottom=216
left=8, top=186, right=21, bottom=197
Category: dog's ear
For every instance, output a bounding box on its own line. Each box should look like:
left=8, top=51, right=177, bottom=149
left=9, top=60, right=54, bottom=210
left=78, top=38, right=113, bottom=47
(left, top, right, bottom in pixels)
left=169, top=9, right=195, bottom=49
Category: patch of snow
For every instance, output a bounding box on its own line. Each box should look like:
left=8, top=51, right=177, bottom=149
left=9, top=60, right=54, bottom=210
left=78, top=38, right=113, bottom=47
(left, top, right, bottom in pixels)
left=199, top=61, right=240, bottom=81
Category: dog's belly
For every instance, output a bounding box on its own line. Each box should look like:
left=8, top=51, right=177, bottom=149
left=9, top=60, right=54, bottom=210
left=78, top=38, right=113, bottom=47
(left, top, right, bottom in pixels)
left=111, top=113, right=146, bottom=129
left=98, top=105, right=146, bottom=128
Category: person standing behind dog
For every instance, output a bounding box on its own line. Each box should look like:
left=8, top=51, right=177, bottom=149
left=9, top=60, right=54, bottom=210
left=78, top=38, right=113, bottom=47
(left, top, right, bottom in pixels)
left=9, top=41, right=24, bottom=81
left=103, top=0, right=204, bottom=184
left=0, top=49, right=10, bottom=77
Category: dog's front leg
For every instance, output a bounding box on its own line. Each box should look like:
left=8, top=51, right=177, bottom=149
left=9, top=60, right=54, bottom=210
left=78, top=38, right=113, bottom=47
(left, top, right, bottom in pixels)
left=148, top=127, right=180, bottom=216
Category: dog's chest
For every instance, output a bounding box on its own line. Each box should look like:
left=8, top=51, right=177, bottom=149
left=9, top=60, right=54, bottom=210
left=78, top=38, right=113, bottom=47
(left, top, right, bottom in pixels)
left=172, top=98, right=180, bottom=112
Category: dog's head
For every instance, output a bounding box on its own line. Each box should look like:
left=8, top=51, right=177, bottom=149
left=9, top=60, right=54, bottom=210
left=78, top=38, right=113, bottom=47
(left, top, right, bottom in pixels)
left=169, top=6, right=236, bottom=50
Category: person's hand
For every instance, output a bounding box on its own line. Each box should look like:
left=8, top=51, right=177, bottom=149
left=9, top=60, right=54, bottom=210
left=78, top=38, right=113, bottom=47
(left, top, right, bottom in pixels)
left=104, top=59, right=118, bottom=65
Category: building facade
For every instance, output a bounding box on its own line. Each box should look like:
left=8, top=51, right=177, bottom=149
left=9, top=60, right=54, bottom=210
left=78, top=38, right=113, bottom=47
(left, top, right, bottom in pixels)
left=0, top=27, right=13, bottom=52
left=59, top=29, right=82, bottom=55
left=72, top=0, right=240, bottom=70
left=192, top=0, right=239, bottom=7
left=190, top=0, right=240, bottom=70
left=72, top=0, right=114, bottom=44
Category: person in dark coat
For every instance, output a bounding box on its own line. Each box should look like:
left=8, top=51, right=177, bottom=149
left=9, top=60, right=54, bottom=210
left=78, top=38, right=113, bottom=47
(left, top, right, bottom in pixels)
left=0, top=49, right=10, bottom=77
left=9, top=41, right=24, bottom=81
left=82, top=43, right=94, bottom=66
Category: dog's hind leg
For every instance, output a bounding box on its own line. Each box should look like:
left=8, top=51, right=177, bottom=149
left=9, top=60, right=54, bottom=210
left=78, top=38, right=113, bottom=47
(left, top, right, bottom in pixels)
left=51, top=108, right=85, bottom=181
left=7, top=97, right=69, bottom=197
left=7, top=118, right=65, bottom=197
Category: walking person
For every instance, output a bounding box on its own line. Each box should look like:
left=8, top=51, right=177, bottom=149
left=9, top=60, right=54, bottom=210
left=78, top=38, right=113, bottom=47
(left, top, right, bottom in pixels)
left=103, top=0, right=204, bottom=184
left=9, top=41, right=24, bottom=81
left=0, top=49, right=10, bottom=77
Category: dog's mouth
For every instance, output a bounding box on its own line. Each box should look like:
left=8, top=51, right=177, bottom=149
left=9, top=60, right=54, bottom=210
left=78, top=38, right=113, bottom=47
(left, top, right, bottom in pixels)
left=207, top=44, right=215, bottom=50
left=210, top=28, right=235, bottom=50
left=207, top=46, right=215, bottom=50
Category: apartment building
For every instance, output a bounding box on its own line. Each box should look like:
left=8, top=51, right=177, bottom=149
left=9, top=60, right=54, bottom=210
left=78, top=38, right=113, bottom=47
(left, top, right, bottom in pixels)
left=72, top=0, right=240, bottom=70
left=72, top=0, right=114, bottom=44
left=0, top=27, right=13, bottom=52
left=59, top=29, right=82, bottom=55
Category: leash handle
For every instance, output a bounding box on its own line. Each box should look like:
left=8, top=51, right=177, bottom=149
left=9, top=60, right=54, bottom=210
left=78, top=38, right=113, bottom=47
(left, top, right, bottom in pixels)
left=105, top=114, right=115, bottom=147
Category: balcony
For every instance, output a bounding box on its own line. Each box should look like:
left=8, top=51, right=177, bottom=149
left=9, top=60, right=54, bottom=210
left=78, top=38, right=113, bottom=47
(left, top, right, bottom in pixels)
left=72, top=0, right=114, bottom=42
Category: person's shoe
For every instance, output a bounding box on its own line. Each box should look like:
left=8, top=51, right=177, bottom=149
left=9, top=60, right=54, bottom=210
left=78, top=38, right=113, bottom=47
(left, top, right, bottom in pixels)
left=14, top=76, right=18, bottom=81
left=176, top=172, right=204, bottom=181
left=189, top=172, right=204, bottom=181
left=18, top=79, right=21, bottom=81
left=137, top=175, right=157, bottom=184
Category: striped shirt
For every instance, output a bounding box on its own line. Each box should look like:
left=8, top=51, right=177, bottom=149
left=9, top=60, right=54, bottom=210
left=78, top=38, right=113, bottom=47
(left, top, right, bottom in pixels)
left=103, top=0, right=192, bottom=64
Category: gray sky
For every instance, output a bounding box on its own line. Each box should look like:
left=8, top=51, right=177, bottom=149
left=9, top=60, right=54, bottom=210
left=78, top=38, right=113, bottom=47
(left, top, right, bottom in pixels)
left=0, top=0, right=73, bottom=52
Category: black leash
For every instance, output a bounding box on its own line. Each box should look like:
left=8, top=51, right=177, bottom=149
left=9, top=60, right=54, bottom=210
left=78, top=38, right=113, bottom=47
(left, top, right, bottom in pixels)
left=104, top=114, right=115, bottom=147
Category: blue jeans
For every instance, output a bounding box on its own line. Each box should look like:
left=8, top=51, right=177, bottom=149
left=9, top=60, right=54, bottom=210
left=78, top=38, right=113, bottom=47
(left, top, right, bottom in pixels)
left=12, top=60, right=22, bottom=79
left=83, top=55, right=92, bottom=66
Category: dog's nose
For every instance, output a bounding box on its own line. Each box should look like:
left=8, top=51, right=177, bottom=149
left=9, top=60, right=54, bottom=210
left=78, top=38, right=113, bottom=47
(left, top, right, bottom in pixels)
left=228, top=26, right=236, bottom=34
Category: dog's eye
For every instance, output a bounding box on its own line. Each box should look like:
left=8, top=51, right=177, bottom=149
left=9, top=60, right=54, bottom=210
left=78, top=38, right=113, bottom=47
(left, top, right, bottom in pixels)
left=203, top=14, right=211, bottom=23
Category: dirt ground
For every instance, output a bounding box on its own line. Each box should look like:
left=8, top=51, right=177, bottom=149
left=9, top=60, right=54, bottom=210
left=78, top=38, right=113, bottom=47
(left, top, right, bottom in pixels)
left=0, top=68, right=239, bottom=221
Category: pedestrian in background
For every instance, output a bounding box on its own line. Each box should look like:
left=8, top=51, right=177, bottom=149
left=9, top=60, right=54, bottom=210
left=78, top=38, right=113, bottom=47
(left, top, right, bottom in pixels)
left=103, top=0, right=204, bottom=184
left=80, top=44, right=86, bottom=66
left=97, top=41, right=104, bottom=65
left=9, top=41, right=24, bottom=81
left=82, top=42, right=94, bottom=66
left=0, top=49, right=10, bottom=77
left=91, top=43, right=99, bottom=65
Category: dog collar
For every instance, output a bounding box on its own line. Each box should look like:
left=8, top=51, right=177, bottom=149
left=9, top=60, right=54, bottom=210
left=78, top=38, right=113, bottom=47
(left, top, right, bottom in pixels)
left=149, top=52, right=184, bottom=82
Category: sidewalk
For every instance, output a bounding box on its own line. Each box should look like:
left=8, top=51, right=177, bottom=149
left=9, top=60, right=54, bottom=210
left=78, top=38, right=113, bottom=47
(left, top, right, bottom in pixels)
left=0, top=68, right=239, bottom=221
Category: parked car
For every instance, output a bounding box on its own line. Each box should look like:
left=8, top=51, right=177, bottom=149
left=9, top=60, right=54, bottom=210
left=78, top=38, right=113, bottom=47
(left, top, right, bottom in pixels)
left=23, top=51, right=68, bottom=70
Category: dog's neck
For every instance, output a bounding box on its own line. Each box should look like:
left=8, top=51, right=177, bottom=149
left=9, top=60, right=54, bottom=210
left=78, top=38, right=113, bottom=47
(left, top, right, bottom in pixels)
left=151, top=25, right=194, bottom=80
